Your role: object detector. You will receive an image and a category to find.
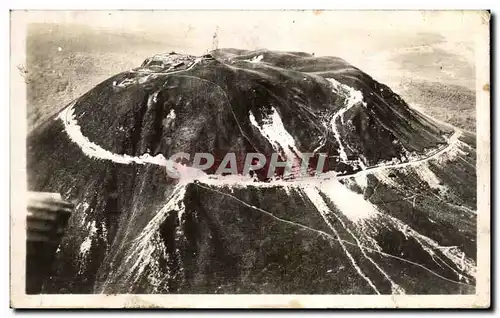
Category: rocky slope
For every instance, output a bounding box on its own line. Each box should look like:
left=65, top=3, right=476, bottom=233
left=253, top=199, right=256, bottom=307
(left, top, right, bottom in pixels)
left=27, top=49, right=476, bottom=294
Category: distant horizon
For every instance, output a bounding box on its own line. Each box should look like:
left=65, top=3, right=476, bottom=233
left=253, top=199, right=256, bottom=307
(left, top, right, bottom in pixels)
left=23, top=10, right=477, bottom=91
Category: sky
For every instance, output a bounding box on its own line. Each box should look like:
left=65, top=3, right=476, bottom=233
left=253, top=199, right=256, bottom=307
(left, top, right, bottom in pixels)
left=16, top=10, right=486, bottom=89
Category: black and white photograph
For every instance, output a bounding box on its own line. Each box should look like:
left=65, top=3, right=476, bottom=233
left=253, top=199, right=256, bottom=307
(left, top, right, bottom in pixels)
left=10, top=10, right=490, bottom=308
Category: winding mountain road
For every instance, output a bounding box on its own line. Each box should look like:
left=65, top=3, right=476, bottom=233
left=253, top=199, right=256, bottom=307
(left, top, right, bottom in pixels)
left=57, top=52, right=465, bottom=187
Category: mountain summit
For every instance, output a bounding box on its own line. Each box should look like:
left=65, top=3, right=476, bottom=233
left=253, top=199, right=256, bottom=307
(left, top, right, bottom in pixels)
left=27, top=49, right=477, bottom=294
